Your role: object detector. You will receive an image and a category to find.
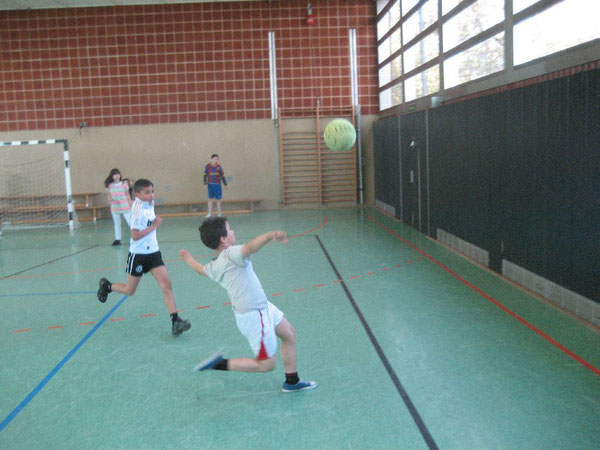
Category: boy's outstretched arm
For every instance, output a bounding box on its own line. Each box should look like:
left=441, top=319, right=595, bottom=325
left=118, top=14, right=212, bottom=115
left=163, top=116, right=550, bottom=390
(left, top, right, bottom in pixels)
left=179, top=249, right=207, bottom=276
left=242, top=231, right=288, bottom=258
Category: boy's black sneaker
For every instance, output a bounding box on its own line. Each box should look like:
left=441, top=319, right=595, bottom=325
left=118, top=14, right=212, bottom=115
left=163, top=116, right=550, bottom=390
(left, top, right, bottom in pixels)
left=112, top=240, right=121, bottom=246
left=97, top=278, right=111, bottom=303
left=172, top=318, right=191, bottom=336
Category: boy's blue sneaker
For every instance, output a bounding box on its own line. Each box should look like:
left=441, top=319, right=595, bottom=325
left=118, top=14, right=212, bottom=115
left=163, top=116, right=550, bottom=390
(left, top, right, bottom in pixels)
left=281, top=380, right=318, bottom=393
left=193, top=353, right=224, bottom=372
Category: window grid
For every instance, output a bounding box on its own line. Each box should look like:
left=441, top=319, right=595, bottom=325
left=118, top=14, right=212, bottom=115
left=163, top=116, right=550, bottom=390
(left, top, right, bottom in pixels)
left=376, top=0, right=597, bottom=110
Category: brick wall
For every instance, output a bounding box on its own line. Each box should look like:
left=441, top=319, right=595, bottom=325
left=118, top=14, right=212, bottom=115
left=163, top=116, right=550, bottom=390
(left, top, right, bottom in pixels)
left=0, top=0, right=378, bottom=132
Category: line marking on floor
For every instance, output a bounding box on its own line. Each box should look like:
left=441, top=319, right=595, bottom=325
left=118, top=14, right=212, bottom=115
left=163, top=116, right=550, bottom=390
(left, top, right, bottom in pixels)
left=0, top=295, right=129, bottom=433
left=2, top=217, right=328, bottom=282
left=0, top=246, right=100, bottom=281
left=7, top=257, right=424, bottom=335
left=369, top=214, right=600, bottom=377
left=315, top=235, right=438, bottom=450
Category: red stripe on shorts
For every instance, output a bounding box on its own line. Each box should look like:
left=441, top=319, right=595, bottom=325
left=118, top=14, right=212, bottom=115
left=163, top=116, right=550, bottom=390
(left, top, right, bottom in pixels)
left=256, top=310, right=269, bottom=361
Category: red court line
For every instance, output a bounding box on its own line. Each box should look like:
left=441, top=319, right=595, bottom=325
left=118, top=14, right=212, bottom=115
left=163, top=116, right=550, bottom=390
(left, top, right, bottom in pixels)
left=369, top=215, right=600, bottom=377
left=287, top=217, right=328, bottom=239
left=9, top=258, right=422, bottom=334
left=5, top=219, right=328, bottom=282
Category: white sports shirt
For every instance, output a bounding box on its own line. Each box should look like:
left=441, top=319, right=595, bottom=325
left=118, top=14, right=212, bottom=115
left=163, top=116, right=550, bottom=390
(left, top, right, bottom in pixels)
left=203, top=245, right=268, bottom=314
left=129, top=198, right=159, bottom=254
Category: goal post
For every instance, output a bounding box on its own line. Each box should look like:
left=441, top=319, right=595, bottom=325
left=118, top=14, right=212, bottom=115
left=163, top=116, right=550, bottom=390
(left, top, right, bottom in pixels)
left=0, top=139, right=78, bottom=231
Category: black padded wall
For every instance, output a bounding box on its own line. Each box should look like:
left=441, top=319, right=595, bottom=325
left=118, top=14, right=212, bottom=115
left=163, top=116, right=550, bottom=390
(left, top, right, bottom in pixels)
left=374, top=69, right=599, bottom=303
left=399, top=110, right=428, bottom=231
left=427, top=69, right=600, bottom=302
left=428, top=97, right=501, bottom=266
left=373, top=115, right=400, bottom=215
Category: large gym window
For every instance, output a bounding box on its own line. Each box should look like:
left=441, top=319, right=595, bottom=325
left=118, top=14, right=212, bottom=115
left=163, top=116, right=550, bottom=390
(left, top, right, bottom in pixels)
left=379, top=55, right=403, bottom=87
left=376, top=0, right=600, bottom=111
left=513, top=0, right=538, bottom=13
left=405, top=65, right=440, bottom=102
left=445, top=32, right=504, bottom=88
left=404, top=31, right=440, bottom=74
left=443, top=0, right=504, bottom=53
left=380, top=82, right=404, bottom=109
left=513, top=0, right=600, bottom=65
left=403, top=0, right=438, bottom=46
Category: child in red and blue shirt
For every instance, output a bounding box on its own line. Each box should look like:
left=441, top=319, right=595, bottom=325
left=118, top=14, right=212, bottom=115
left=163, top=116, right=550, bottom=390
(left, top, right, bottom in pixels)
left=204, top=153, right=228, bottom=217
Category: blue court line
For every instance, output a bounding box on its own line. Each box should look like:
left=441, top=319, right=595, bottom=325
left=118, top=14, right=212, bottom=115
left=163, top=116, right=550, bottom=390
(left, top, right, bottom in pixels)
left=0, top=290, right=96, bottom=298
left=0, top=295, right=129, bottom=433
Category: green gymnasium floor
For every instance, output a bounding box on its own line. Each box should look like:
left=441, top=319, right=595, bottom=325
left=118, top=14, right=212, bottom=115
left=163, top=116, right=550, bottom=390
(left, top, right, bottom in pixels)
left=1, top=208, right=598, bottom=449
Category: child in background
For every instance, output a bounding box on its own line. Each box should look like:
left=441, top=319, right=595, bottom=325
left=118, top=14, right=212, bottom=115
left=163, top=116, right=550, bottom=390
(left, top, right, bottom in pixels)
left=98, top=179, right=191, bottom=336
left=179, top=217, right=317, bottom=393
left=104, top=168, right=132, bottom=246
left=203, top=154, right=227, bottom=218
left=123, top=178, right=135, bottom=201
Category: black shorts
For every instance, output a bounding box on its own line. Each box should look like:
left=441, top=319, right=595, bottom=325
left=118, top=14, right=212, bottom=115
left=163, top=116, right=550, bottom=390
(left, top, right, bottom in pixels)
left=126, top=251, right=164, bottom=277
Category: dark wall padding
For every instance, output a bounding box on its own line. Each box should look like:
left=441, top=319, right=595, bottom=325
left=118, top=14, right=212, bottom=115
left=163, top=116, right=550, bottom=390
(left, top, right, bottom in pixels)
left=429, top=69, right=600, bottom=302
left=399, top=110, right=428, bottom=232
left=373, top=116, right=400, bottom=213
left=375, top=68, right=599, bottom=303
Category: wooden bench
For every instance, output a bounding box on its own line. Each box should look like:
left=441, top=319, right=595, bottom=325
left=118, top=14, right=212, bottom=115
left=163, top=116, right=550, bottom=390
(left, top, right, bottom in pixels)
left=73, top=199, right=263, bottom=221
left=0, top=193, right=105, bottom=223
left=0, top=192, right=101, bottom=207
left=1, top=197, right=263, bottom=224
left=76, top=205, right=110, bottom=222
left=153, top=199, right=263, bottom=217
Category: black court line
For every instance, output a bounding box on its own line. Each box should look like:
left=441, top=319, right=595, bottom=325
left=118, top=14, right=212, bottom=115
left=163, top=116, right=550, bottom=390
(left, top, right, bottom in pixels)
left=0, top=245, right=99, bottom=281
left=315, top=235, right=438, bottom=450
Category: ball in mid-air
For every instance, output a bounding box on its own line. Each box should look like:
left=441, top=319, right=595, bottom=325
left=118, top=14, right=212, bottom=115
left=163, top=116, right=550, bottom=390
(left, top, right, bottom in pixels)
left=323, top=118, right=357, bottom=152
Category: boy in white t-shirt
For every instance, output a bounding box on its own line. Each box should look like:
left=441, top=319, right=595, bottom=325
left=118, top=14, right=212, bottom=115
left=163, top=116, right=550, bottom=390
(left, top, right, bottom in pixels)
left=97, top=179, right=191, bottom=336
left=179, top=217, right=317, bottom=393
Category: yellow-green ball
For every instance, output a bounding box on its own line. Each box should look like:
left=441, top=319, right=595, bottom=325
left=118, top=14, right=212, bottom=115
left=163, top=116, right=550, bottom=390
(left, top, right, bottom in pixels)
left=323, top=118, right=356, bottom=152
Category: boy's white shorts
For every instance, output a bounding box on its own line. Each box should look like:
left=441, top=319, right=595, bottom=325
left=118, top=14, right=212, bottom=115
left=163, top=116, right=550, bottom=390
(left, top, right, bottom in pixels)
left=234, top=301, right=284, bottom=360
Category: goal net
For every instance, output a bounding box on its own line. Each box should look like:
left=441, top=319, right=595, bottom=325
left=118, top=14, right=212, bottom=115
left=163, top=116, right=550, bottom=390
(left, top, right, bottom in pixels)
left=0, top=139, right=78, bottom=230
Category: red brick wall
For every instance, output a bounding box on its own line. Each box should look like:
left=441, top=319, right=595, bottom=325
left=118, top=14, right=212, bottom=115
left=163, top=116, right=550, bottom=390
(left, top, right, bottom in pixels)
left=0, top=0, right=378, bottom=132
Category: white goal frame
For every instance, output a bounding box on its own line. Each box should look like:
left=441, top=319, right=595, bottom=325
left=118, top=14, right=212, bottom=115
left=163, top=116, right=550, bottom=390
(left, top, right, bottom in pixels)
left=0, top=139, right=76, bottom=231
